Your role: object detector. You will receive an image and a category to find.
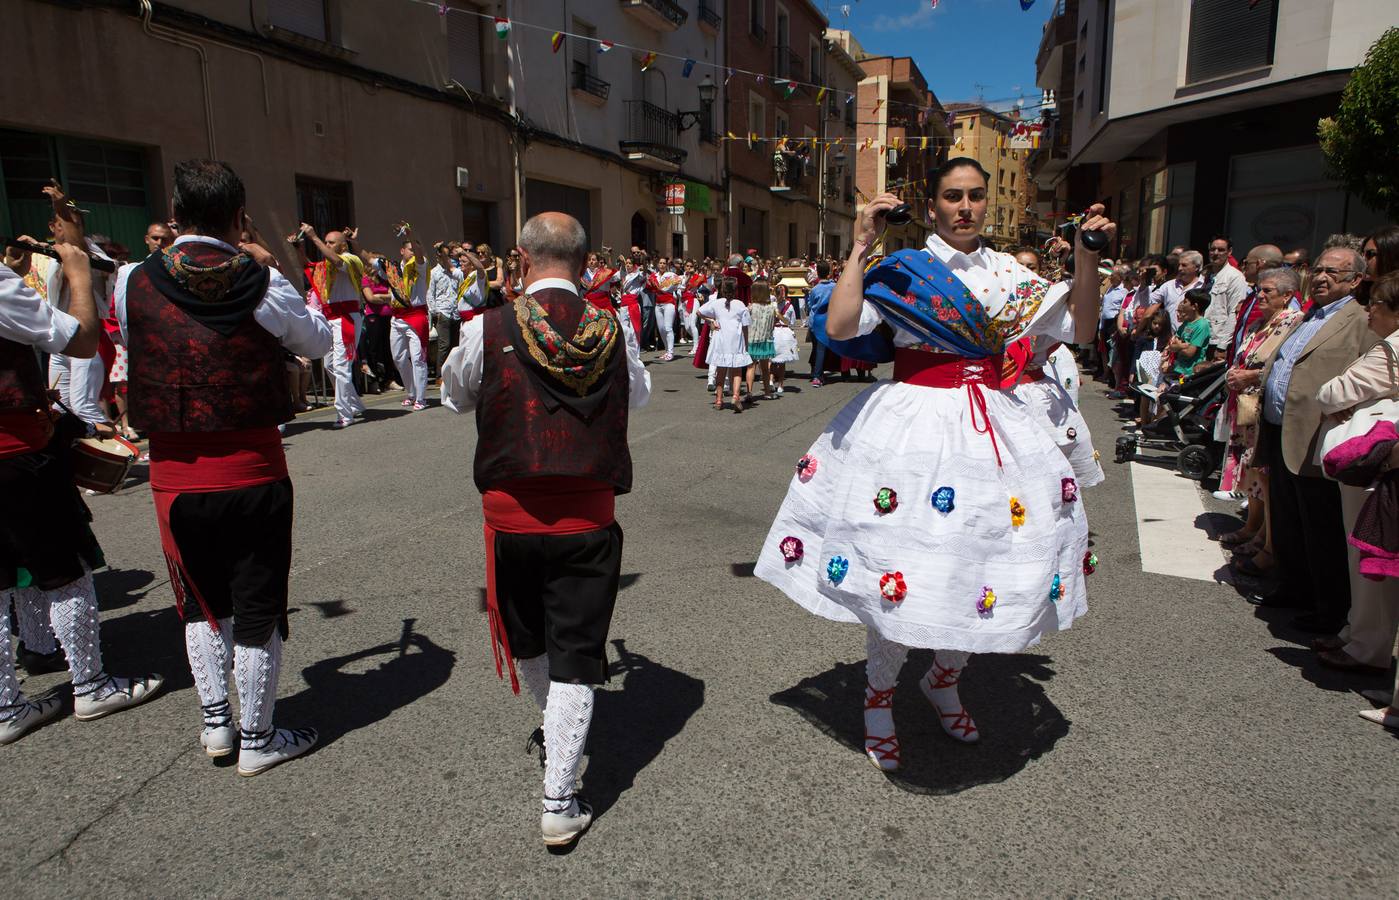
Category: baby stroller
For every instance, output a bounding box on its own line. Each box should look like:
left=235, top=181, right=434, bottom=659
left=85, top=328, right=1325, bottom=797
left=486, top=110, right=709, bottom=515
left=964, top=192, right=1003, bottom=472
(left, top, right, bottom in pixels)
left=1115, top=363, right=1228, bottom=480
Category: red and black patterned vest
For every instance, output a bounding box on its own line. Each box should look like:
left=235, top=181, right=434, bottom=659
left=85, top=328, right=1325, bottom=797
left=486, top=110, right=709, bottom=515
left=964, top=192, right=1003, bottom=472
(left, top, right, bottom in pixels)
left=473, top=288, right=633, bottom=494
left=0, top=336, right=46, bottom=413
left=126, top=243, right=292, bottom=432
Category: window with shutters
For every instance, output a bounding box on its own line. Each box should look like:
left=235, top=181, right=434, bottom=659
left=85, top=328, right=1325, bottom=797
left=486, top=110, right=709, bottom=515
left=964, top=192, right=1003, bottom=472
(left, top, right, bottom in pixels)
left=1185, top=0, right=1278, bottom=85
left=448, top=3, right=485, bottom=94
left=268, top=0, right=330, bottom=43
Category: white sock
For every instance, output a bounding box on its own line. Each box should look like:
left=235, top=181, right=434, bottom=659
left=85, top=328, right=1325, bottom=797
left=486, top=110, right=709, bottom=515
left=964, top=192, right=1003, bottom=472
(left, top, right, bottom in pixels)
left=542, top=682, right=594, bottom=814
left=14, top=587, right=58, bottom=655
left=186, top=618, right=233, bottom=729
left=517, top=654, right=551, bottom=713
left=46, top=571, right=107, bottom=693
left=923, top=650, right=971, bottom=710
left=864, top=628, right=907, bottom=745
left=235, top=632, right=282, bottom=746
left=0, top=599, right=26, bottom=721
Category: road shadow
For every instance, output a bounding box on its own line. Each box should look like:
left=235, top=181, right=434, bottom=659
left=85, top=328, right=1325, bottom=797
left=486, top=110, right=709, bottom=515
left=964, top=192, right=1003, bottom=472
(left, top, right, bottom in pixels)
left=585, top=638, right=705, bottom=821
left=1194, top=511, right=1244, bottom=541
left=94, top=567, right=157, bottom=611
left=771, top=651, right=1069, bottom=795
left=277, top=617, right=456, bottom=750
left=98, top=604, right=195, bottom=692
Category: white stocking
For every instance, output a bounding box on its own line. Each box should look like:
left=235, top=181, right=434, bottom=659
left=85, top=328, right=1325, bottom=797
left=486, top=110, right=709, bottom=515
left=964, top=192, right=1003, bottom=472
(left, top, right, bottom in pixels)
left=14, top=587, right=58, bottom=655
left=542, top=682, right=594, bottom=813
left=186, top=618, right=233, bottom=729
left=46, top=570, right=106, bottom=691
left=863, top=628, right=907, bottom=766
left=0, top=599, right=26, bottom=722
left=923, top=649, right=978, bottom=742
left=234, top=632, right=282, bottom=746
left=517, top=654, right=551, bottom=713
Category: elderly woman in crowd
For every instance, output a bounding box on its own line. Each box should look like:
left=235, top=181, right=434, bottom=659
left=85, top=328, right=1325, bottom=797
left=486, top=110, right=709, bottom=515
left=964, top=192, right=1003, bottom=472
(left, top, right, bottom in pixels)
left=1220, top=266, right=1304, bottom=577
left=1314, top=259, right=1399, bottom=689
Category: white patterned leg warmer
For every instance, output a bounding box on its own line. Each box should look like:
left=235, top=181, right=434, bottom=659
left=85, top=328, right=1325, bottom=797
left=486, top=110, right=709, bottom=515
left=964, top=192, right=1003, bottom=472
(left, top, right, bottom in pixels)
left=517, top=654, right=551, bottom=713
left=542, top=682, right=594, bottom=813
left=46, top=571, right=106, bottom=691
left=186, top=618, right=233, bottom=729
left=234, top=632, right=282, bottom=746
left=865, top=628, right=909, bottom=691
left=0, top=600, right=26, bottom=722
left=14, top=587, right=58, bottom=655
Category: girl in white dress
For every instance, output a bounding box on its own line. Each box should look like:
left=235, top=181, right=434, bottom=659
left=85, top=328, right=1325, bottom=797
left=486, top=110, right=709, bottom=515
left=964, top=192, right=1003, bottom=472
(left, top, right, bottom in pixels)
left=755, top=158, right=1115, bottom=772
left=697, top=277, right=753, bottom=413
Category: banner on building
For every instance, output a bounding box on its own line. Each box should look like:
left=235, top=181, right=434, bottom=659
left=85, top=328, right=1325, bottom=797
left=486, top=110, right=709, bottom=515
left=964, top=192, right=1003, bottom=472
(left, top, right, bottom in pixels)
left=665, top=182, right=687, bottom=215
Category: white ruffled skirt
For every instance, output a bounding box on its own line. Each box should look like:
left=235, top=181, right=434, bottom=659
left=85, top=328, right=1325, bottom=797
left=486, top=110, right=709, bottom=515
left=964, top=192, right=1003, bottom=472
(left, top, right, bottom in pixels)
left=1011, top=378, right=1105, bottom=487
left=755, top=379, right=1090, bottom=653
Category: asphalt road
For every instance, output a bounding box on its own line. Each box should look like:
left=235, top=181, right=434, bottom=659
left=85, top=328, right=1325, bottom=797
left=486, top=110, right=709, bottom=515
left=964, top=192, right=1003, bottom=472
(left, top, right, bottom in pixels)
left=6, top=343, right=1397, bottom=898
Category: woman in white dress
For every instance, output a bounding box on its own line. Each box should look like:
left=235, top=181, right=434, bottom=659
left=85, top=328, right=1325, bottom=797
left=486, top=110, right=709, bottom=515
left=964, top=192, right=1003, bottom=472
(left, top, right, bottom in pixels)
left=1009, top=337, right=1105, bottom=486
left=755, top=158, right=1114, bottom=772
left=697, top=277, right=753, bottom=413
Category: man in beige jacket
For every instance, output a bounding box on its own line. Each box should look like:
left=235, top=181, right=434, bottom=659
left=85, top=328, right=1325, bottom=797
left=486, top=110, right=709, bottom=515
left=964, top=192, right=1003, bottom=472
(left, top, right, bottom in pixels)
left=1245, top=247, right=1379, bottom=632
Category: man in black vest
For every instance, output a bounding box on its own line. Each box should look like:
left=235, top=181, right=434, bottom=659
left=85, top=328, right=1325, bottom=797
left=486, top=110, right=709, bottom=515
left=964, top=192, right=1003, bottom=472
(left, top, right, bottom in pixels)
left=115, top=160, right=332, bottom=775
left=442, top=211, right=650, bottom=848
left=0, top=185, right=163, bottom=743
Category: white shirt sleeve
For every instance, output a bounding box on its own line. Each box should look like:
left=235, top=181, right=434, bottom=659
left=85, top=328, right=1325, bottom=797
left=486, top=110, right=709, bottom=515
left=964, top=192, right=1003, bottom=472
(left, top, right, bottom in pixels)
left=113, top=262, right=138, bottom=346
left=854, top=300, right=885, bottom=337
left=441, top=314, right=485, bottom=413
left=0, top=263, right=80, bottom=353
left=458, top=271, right=487, bottom=312
left=253, top=266, right=333, bottom=358
left=622, top=313, right=651, bottom=409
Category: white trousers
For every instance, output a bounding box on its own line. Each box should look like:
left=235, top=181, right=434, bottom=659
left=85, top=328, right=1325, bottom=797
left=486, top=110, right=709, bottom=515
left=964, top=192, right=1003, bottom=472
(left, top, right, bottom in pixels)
left=48, top=352, right=106, bottom=424
left=655, top=303, right=676, bottom=355
left=682, top=307, right=698, bottom=344
left=1340, top=483, right=1399, bottom=667
left=390, top=316, right=429, bottom=403
left=324, top=313, right=365, bottom=422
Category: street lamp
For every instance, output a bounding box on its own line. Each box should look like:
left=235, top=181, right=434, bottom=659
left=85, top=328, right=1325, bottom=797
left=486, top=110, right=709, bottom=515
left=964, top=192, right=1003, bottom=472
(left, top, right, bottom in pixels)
left=677, top=75, right=717, bottom=131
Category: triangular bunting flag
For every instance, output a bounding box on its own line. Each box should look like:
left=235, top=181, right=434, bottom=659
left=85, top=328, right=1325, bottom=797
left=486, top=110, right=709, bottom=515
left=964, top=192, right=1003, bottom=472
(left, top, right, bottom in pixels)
left=551, top=32, right=564, bottom=53
left=598, top=40, right=614, bottom=53
left=872, top=98, right=883, bottom=115
left=494, top=17, right=510, bottom=39
left=783, top=82, right=796, bottom=99
left=920, top=136, right=929, bottom=149
left=725, top=67, right=735, bottom=84
left=682, top=59, right=695, bottom=77
left=640, top=52, right=657, bottom=71
left=816, top=86, right=828, bottom=102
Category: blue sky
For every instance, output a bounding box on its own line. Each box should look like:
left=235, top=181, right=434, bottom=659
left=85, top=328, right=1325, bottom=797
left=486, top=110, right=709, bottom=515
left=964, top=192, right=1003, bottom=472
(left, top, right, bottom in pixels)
left=826, top=0, right=1055, bottom=111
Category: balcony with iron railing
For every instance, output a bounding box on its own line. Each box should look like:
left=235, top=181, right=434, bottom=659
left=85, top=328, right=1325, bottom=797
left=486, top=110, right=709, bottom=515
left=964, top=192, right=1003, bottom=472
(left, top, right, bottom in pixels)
left=619, top=100, right=686, bottom=170
left=773, top=45, right=804, bottom=82
left=571, top=61, right=610, bottom=105
left=698, top=0, right=721, bottom=33
left=620, top=0, right=687, bottom=32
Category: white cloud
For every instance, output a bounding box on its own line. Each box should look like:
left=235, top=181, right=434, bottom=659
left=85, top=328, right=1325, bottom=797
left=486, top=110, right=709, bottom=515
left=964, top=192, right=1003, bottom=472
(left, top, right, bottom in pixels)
left=868, top=1, right=938, bottom=32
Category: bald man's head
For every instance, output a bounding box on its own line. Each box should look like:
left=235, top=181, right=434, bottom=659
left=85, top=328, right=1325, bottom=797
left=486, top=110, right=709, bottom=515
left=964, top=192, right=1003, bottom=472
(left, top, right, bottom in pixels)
left=518, top=212, right=588, bottom=280
left=1243, top=244, right=1284, bottom=283
left=325, top=230, right=348, bottom=254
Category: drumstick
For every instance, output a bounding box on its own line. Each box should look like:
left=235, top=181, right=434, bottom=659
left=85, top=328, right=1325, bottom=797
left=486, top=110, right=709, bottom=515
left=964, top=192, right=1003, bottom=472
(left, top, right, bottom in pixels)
left=3, top=236, right=117, bottom=273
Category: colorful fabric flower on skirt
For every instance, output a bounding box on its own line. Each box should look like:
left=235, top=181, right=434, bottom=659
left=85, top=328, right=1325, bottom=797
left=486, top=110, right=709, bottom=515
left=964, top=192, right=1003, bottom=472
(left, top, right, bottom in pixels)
left=1061, top=478, right=1078, bottom=503
left=977, top=586, right=996, bottom=616
left=873, top=487, right=899, bottom=514
left=779, top=536, right=804, bottom=563
left=879, top=571, right=907, bottom=603
left=826, top=556, right=849, bottom=585
left=1048, top=573, right=1062, bottom=603
left=796, top=454, right=818, bottom=482
left=1009, top=497, right=1027, bottom=527
left=1082, top=551, right=1099, bottom=575
left=931, top=486, right=956, bottom=514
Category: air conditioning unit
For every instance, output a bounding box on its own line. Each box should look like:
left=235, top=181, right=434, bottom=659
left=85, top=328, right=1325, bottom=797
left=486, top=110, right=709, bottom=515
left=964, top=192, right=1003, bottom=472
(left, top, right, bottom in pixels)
left=455, top=167, right=471, bottom=190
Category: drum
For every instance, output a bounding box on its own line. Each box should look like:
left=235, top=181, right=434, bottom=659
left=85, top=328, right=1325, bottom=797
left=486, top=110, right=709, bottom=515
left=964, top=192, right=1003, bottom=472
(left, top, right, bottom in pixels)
left=71, top=435, right=139, bottom=494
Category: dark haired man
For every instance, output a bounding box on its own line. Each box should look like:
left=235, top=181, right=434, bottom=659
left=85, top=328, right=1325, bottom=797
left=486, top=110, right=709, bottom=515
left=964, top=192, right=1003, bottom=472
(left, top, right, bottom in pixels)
left=389, top=226, right=431, bottom=409
left=442, top=211, right=650, bottom=848
left=114, top=160, right=331, bottom=774
left=144, top=222, right=175, bottom=258
left=1205, top=235, right=1247, bottom=359
left=1, top=185, right=163, bottom=743
left=294, top=224, right=366, bottom=429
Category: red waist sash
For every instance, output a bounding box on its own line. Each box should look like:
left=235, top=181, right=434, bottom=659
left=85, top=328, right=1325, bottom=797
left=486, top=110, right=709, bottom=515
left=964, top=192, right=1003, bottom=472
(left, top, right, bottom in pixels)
left=148, top=427, right=288, bottom=631
left=892, top=349, right=1006, bottom=466
left=0, top=409, right=52, bottom=459
left=390, top=304, right=428, bottom=320
left=481, top=477, right=615, bottom=693
left=324, top=303, right=359, bottom=362
left=1018, top=365, right=1047, bottom=384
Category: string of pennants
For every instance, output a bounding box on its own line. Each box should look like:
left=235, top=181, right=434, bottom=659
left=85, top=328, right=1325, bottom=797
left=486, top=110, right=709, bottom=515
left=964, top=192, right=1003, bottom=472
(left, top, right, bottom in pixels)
left=414, top=0, right=1041, bottom=123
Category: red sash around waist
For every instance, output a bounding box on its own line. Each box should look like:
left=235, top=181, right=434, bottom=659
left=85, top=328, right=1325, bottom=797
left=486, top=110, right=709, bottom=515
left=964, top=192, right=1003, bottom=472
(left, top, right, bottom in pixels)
left=892, top=349, right=1006, bottom=466
left=1018, top=365, right=1047, bottom=384
left=0, top=410, right=52, bottom=459
left=458, top=308, right=480, bottom=321
left=391, top=304, right=428, bottom=320
left=324, top=303, right=358, bottom=362
left=480, top=477, right=616, bottom=693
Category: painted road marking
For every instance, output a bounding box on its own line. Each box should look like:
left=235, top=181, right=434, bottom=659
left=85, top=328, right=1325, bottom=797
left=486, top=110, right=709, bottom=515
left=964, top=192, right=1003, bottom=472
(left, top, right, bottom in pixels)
left=1129, top=461, right=1225, bottom=582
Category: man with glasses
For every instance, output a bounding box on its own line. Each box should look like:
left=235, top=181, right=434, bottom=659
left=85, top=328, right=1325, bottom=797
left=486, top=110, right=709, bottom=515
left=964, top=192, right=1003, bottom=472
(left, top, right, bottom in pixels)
left=1247, top=247, right=1379, bottom=631
left=1205, top=235, right=1248, bottom=360
left=1145, top=249, right=1205, bottom=330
